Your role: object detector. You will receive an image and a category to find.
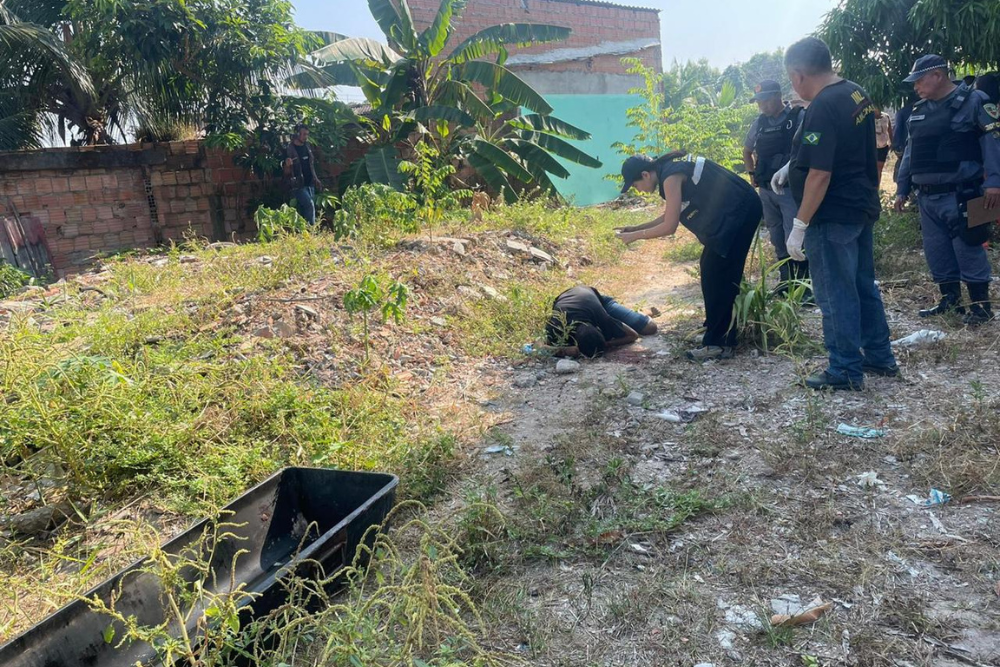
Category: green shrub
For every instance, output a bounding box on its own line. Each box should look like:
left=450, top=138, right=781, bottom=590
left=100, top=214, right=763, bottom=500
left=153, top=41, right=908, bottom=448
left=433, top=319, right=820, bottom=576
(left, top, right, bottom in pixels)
left=254, top=204, right=308, bottom=242
left=333, top=184, right=418, bottom=242
left=0, top=262, right=32, bottom=298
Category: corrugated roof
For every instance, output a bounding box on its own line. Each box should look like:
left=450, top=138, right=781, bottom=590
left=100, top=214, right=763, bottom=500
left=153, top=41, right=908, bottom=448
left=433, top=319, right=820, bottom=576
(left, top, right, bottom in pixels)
left=546, top=0, right=660, bottom=13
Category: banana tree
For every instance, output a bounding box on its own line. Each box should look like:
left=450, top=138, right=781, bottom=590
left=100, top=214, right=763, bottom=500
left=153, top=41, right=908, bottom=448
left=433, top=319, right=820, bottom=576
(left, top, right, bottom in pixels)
left=308, top=0, right=602, bottom=201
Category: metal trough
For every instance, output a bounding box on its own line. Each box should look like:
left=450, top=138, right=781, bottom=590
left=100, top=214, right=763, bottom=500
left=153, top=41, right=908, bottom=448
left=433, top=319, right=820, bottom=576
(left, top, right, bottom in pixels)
left=0, top=467, right=398, bottom=667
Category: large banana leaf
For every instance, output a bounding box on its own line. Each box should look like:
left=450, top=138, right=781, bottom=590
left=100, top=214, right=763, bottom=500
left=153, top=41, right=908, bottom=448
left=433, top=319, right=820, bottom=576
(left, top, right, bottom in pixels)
left=468, top=138, right=534, bottom=184
left=523, top=131, right=602, bottom=168
left=338, top=158, right=370, bottom=197
left=390, top=0, right=420, bottom=53
left=407, top=105, right=475, bottom=127
left=419, top=0, right=468, bottom=57
left=368, top=0, right=403, bottom=43
left=450, top=24, right=571, bottom=64
left=310, top=36, right=400, bottom=68
left=507, top=113, right=590, bottom=140
left=379, top=60, right=414, bottom=110
left=457, top=60, right=552, bottom=114
left=437, top=80, right=495, bottom=122
left=505, top=139, right=571, bottom=179
left=465, top=150, right=516, bottom=203
left=365, top=145, right=407, bottom=191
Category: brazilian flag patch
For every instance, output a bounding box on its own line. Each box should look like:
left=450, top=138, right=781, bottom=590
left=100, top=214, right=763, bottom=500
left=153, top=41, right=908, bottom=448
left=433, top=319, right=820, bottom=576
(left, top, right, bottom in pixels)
left=803, top=131, right=822, bottom=145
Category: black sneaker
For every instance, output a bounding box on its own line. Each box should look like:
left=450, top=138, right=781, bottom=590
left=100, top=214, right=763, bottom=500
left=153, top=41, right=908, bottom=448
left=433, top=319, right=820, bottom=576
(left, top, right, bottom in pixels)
left=862, top=363, right=900, bottom=378
left=804, top=370, right=863, bottom=391
left=685, top=345, right=735, bottom=361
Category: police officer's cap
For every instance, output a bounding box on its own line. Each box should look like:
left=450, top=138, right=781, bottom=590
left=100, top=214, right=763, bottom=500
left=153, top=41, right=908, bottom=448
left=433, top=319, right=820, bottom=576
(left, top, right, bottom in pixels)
left=750, top=80, right=782, bottom=102
left=620, top=155, right=654, bottom=194
left=903, top=55, right=949, bottom=83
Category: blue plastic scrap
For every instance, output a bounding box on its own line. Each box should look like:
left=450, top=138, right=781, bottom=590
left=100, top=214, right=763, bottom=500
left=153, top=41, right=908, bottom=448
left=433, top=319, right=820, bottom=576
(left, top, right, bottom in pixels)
left=836, top=423, right=887, bottom=439
left=907, top=488, right=951, bottom=507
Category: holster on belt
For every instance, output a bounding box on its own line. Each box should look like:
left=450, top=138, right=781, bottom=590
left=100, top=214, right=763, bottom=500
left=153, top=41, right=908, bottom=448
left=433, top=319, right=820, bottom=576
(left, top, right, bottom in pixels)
left=956, top=181, right=991, bottom=246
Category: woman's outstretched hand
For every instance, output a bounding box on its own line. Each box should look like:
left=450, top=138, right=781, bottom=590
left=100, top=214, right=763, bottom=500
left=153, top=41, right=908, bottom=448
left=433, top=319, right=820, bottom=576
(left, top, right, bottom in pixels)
left=616, top=229, right=641, bottom=244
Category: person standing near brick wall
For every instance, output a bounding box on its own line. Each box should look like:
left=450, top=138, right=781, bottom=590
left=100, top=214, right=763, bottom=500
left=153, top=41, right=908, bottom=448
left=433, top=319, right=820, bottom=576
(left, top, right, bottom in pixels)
left=284, top=124, right=323, bottom=225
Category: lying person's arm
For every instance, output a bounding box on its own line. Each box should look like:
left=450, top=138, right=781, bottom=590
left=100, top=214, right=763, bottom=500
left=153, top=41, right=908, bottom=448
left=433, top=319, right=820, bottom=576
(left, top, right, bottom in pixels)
left=605, top=324, right=639, bottom=348
left=535, top=343, right=580, bottom=358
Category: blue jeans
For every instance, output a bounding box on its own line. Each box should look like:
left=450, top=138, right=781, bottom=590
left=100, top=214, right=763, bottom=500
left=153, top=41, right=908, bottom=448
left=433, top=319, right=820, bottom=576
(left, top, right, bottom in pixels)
left=294, top=186, right=316, bottom=225
left=805, top=221, right=896, bottom=383
left=599, top=295, right=651, bottom=333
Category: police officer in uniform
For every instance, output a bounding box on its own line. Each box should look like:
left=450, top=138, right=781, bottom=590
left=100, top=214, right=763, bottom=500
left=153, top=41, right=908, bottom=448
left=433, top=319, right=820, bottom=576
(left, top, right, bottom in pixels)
left=894, top=55, right=1000, bottom=325
left=743, top=80, right=807, bottom=291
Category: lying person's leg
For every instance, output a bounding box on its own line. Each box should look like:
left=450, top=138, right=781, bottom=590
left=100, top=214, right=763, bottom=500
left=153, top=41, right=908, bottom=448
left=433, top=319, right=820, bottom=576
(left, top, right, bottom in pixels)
left=599, top=295, right=658, bottom=335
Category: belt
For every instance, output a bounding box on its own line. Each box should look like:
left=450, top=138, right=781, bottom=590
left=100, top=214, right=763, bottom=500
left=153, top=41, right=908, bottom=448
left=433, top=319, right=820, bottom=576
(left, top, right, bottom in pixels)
left=915, top=181, right=982, bottom=195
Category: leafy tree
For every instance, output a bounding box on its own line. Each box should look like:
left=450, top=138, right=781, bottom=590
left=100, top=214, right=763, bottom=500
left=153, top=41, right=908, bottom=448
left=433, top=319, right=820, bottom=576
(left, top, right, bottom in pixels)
left=1, top=0, right=313, bottom=146
left=819, top=0, right=1000, bottom=106
left=721, top=50, right=790, bottom=102
left=615, top=58, right=757, bottom=172
left=309, top=0, right=602, bottom=202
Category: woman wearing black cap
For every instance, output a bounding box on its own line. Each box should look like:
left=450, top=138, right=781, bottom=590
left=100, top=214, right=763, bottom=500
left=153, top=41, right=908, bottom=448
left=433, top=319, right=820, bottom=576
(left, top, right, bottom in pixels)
left=617, top=152, right=762, bottom=361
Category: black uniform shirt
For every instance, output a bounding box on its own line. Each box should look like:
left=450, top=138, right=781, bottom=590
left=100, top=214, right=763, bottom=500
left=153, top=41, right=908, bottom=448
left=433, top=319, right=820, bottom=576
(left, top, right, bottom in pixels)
left=789, top=79, right=880, bottom=224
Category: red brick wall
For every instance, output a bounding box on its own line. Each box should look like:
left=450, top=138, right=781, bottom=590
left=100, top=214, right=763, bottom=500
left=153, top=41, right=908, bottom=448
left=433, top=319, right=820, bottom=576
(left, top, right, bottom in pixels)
left=0, top=140, right=347, bottom=277
left=408, top=0, right=662, bottom=74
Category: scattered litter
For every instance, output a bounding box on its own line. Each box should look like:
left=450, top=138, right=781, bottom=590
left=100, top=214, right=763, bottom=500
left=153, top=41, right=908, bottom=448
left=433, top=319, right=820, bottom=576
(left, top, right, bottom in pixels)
left=926, top=511, right=946, bottom=533
left=484, top=445, right=515, bottom=456
left=857, top=471, right=885, bottom=488
left=906, top=488, right=951, bottom=507
left=521, top=343, right=553, bottom=358
left=837, top=423, right=886, bottom=438
left=554, top=359, right=581, bottom=374
left=628, top=542, right=651, bottom=555
left=654, top=408, right=703, bottom=423
left=771, top=601, right=832, bottom=627
left=770, top=594, right=825, bottom=617
left=891, top=329, right=946, bottom=348
left=723, top=604, right=764, bottom=631
left=832, top=598, right=853, bottom=609
left=693, top=574, right=705, bottom=583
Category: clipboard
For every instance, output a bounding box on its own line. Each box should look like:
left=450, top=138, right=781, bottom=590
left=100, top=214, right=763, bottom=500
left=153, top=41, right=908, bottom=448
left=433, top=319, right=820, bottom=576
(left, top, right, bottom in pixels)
left=966, top=196, right=1000, bottom=228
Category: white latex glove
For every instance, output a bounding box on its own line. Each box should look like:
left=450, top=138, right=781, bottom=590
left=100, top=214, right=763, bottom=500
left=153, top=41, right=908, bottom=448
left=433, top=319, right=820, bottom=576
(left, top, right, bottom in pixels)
left=786, top=218, right=808, bottom=261
left=770, top=162, right=790, bottom=195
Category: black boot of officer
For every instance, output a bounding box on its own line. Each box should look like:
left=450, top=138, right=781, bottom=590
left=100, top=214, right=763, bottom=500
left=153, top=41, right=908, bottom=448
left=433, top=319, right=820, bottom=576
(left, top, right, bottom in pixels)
left=964, top=282, right=994, bottom=325
left=920, top=282, right=965, bottom=317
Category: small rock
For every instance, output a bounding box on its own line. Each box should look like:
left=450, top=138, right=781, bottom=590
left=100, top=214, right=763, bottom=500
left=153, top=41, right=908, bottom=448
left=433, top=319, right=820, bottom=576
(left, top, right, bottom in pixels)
left=208, top=242, right=237, bottom=250
left=5, top=500, right=75, bottom=536
left=457, top=285, right=481, bottom=299
left=273, top=321, right=296, bottom=338
left=580, top=255, right=593, bottom=266
left=505, top=238, right=531, bottom=254
left=555, top=359, right=581, bottom=374
left=529, top=247, right=554, bottom=263
left=715, top=629, right=737, bottom=651
left=252, top=326, right=276, bottom=339
left=451, top=240, right=466, bottom=256
left=626, top=391, right=646, bottom=406
left=476, top=283, right=505, bottom=301
left=294, top=304, right=319, bottom=320
left=513, top=375, right=537, bottom=388
left=694, top=663, right=716, bottom=667
left=178, top=255, right=198, bottom=264
left=430, top=317, right=447, bottom=327
left=724, top=604, right=763, bottom=631
left=149, top=257, right=169, bottom=267
left=258, top=256, right=273, bottom=265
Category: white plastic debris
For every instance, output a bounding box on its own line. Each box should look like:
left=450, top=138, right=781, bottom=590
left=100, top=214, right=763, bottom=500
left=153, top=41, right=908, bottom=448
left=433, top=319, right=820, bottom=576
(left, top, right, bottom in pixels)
left=891, top=329, right=946, bottom=348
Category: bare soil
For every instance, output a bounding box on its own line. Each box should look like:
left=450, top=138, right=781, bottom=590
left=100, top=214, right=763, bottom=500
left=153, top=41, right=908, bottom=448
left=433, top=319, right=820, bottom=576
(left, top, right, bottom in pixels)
left=454, top=235, right=1000, bottom=666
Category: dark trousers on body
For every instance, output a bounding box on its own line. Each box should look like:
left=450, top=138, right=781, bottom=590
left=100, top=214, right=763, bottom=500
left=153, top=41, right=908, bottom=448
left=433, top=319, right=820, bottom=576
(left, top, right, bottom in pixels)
left=700, top=198, right=763, bottom=348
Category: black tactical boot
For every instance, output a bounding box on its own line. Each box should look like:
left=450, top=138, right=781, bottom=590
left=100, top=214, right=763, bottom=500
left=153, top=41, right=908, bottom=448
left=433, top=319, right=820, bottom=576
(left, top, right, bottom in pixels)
left=919, top=282, right=964, bottom=317
left=963, top=282, right=994, bottom=325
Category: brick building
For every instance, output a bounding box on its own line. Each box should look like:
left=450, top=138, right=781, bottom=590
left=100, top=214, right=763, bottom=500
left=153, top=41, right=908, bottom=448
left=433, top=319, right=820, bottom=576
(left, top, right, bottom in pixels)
left=409, top=0, right=662, bottom=204
left=408, top=0, right=662, bottom=95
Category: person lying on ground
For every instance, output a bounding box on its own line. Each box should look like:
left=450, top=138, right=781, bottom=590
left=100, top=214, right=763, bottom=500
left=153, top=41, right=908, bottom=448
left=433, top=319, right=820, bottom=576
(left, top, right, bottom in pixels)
left=538, top=286, right=658, bottom=358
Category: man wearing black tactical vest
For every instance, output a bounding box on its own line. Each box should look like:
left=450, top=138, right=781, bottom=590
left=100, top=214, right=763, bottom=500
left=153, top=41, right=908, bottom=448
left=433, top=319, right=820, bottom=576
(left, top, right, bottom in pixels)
left=616, top=152, right=762, bottom=361
left=743, top=79, right=807, bottom=293
left=777, top=37, right=897, bottom=391
left=894, top=55, right=1000, bottom=325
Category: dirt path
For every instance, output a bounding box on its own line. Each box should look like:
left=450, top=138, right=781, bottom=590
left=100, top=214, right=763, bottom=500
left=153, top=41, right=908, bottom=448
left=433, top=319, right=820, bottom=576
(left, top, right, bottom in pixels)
left=460, top=233, right=1000, bottom=666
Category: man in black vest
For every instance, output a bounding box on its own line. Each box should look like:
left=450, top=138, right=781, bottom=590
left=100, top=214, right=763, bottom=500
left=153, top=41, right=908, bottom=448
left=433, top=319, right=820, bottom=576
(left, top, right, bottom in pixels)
left=743, top=79, right=807, bottom=292
left=894, top=55, right=1000, bottom=325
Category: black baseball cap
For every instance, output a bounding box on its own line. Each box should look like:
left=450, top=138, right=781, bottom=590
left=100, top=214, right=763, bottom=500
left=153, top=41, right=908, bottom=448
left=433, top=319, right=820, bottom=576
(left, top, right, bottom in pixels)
left=620, top=155, right=654, bottom=194
left=903, top=54, right=949, bottom=83
left=750, top=80, right=782, bottom=102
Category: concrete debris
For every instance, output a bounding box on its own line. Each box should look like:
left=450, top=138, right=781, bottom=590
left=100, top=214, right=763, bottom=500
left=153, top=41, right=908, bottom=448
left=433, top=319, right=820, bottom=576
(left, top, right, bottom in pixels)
left=273, top=321, right=296, bottom=338
left=430, top=316, right=447, bottom=327
left=294, top=304, right=319, bottom=320
left=4, top=500, right=77, bottom=536
left=178, top=255, right=198, bottom=264
left=513, top=374, right=537, bottom=388
left=626, top=391, right=646, bottom=406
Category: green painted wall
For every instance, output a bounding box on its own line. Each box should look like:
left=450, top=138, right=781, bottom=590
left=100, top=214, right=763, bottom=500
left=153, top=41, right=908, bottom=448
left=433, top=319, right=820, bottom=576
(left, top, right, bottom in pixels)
left=535, top=94, right=641, bottom=206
